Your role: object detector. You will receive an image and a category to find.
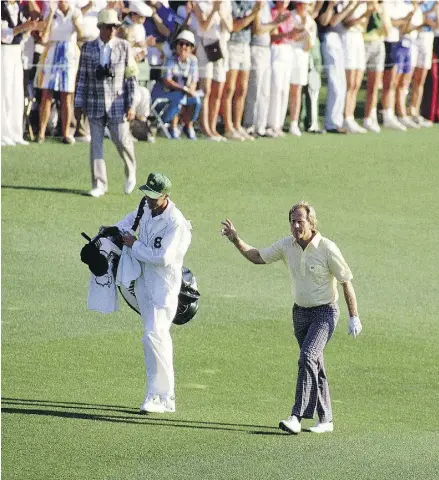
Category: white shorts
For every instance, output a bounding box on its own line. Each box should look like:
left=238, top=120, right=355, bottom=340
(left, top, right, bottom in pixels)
left=412, top=31, right=434, bottom=69
left=343, top=31, right=366, bottom=71
left=227, top=42, right=251, bottom=72
left=290, top=48, right=309, bottom=86
left=196, top=38, right=228, bottom=83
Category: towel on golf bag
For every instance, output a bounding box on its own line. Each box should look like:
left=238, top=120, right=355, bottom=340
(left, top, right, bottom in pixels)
left=116, top=245, right=141, bottom=288
left=87, top=237, right=122, bottom=314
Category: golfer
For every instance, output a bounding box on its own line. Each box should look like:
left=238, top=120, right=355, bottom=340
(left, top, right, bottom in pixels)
left=221, top=200, right=362, bottom=434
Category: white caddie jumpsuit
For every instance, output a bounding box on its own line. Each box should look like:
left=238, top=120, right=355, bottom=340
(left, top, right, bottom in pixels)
left=117, top=200, right=192, bottom=398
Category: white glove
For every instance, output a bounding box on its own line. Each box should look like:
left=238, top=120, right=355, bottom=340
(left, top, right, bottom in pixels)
left=348, top=316, right=362, bottom=338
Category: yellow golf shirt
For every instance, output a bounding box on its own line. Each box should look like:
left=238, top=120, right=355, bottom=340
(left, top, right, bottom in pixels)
left=259, top=232, right=353, bottom=308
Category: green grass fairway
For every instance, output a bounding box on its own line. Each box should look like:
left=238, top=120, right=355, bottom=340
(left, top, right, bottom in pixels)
left=2, top=129, right=439, bottom=480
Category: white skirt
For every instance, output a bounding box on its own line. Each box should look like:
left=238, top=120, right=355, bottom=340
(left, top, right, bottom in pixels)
left=35, top=40, right=79, bottom=92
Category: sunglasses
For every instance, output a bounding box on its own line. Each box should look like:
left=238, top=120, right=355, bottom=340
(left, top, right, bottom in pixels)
left=103, top=24, right=118, bottom=29
left=178, top=41, right=193, bottom=47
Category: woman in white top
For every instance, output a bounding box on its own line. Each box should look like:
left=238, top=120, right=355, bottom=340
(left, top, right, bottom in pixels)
left=409, top=1, right=438, bottom=126
left=1, top=0, right=40, bottom=146
left=192, top=0, right=233, bottom=140
left=341, top=0, right=369, bottom=133
left=35, top=0, right=84, bottom=144
left=288, top=1, right=317, bottom=137
left=394, top=1, right=424, bottom=129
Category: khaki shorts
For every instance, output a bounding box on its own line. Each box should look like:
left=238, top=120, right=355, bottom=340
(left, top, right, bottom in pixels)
left=196, top=39, right=228, bottom=83
left=365, top=40, right=385, bottom=72
left=227, top=42, right=251, bottom=72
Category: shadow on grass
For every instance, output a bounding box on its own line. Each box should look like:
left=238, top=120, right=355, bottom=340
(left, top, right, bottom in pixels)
left=1, top=185, right=90, bottom=196
left=1, top=397, right=280, bottom=435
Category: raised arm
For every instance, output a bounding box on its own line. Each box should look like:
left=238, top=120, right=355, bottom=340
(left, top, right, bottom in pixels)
left=233, top=1, right=261, bottom=33
left=221, top=219, right=266, bottom=265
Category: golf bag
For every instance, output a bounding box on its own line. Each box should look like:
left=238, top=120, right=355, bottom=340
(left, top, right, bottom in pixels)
left=80, top=228, right=200, bottom=325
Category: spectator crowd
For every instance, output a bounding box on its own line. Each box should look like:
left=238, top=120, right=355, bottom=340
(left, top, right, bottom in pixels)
left=2, top=0, right=439, bottom=148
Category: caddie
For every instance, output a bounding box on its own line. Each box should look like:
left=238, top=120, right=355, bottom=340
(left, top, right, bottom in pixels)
left=74, top=8, right=139, bottom=198
left=114, top=173, right=192, bottom=414
left=221, top=200, right=362, bottom=434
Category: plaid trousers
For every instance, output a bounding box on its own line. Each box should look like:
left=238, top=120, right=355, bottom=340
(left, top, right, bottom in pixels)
left=291, top=303, right=339, bottom=423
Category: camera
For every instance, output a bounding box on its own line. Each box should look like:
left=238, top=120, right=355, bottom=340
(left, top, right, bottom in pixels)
left=96, top=64, right=115, bottom=81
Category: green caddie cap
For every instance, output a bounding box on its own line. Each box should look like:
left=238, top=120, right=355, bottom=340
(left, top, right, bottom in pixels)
left=139, top=172, right=172, bottom=199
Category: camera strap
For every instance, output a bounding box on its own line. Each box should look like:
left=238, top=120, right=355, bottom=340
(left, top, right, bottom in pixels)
left=131, top=197, right=147, bottom=232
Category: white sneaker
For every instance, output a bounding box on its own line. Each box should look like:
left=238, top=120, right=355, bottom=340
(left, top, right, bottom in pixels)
left=13, top=138, right=30, bottom=145
left=383, top=116, right=407, bottom=131
left=224, top=129, right=245, bottom=141
left=363, top=117, right=381, bottom=133
left=75, top=135, right=91, bottom=142
left=308, top=421, right=334, bottom=433
left=237, top=127, right=255, bottom=141
left=265, top=128, right=278, bottom=138
left=275, top=129, right=286, bottom=137
left=398, top=116, right=420, bottom=129
left=279, top=415, right=301, bottom=434
left=412, top=115, right=433, bottom=128
left=289, top=123, right=302, bottom=137
left=89, top=186, right=106, bottom=198
left=2, top=137, right=16, bottom=146
left=140, top=394, right=165, bottom=414
left=161, top=395, right=176, bottom=413
left=124, top=178, right=136, bottom=195
left=343, top=118, right=367, bottom=134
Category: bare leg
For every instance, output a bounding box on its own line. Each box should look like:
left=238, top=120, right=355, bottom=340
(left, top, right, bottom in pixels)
left=381, top=66, right=397, bottom=111
left=232, top=70, right=250, bottom=130
left=60, top=92, right=73, bottom=139
left=365, top=70, right=382, bottom=119
left=221, top=69, right=238, bottom=133
left=289, top=84, right=302, bottom=123
left=38, top=89, right=53, bottom=140
left=344, top=69, right=364, bottom=118
left=395, top=72, right=413, bottom=117
left=209, top=80, right=225, bottom=136
left=409, top=67, right=428, bottom=116
left=199, top=77, right=213, bottom=137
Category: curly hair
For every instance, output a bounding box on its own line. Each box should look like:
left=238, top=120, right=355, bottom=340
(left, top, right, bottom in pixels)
left=288, top=200, right=318, bottom=232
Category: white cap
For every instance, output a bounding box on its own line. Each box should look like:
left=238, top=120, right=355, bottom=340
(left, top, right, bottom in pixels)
left=176, top=29, right=196, bottom=46
left=129, top=1, right=153, bottom=18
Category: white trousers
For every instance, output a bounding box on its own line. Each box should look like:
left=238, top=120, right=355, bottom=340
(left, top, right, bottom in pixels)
left=243, top=45, right=271, bottom=134
left=267, top=44, right=293, bottom=131
left=321, top=32, right=346, bottom=130
left=135, top=282, right=177, bottom=397
left=1, top=45, right=25, bottom=142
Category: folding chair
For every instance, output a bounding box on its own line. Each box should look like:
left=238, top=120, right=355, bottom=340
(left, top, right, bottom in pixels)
left=149, top=97, right=171, bottom=139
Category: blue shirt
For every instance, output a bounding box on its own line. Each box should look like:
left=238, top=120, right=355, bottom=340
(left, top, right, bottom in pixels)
left=230, top=1, right=254, bottom=44
left=163, top=53, right=199, bottom=89
left=420, top=1, right=436, bottom=32
left=144, top=5, right=177, bottom=43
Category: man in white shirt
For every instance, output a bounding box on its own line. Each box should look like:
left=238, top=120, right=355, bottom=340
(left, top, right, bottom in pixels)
left=116, top=172, right=192, bottom=414
left=221, top=200, right=362, bottom=434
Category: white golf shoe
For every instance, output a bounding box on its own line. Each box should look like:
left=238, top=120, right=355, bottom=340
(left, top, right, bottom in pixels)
left=162, top=395, right=176, bottom=413
left=289, top=122, right=302, bottom=137
left=398, top=116, right=421, bottom=129
left=308, top=421, right=334, bottom=433
left=279, top=415, right=301, bottom=434
left=383, top=116, right=407, bottom=131
left=363, top=117, right=381, bottom=133
left=140, top=394, right=165, bottom=414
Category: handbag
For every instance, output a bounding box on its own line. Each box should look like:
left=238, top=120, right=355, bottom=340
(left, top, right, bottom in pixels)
left=203, top=39, right=223, bottom=63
